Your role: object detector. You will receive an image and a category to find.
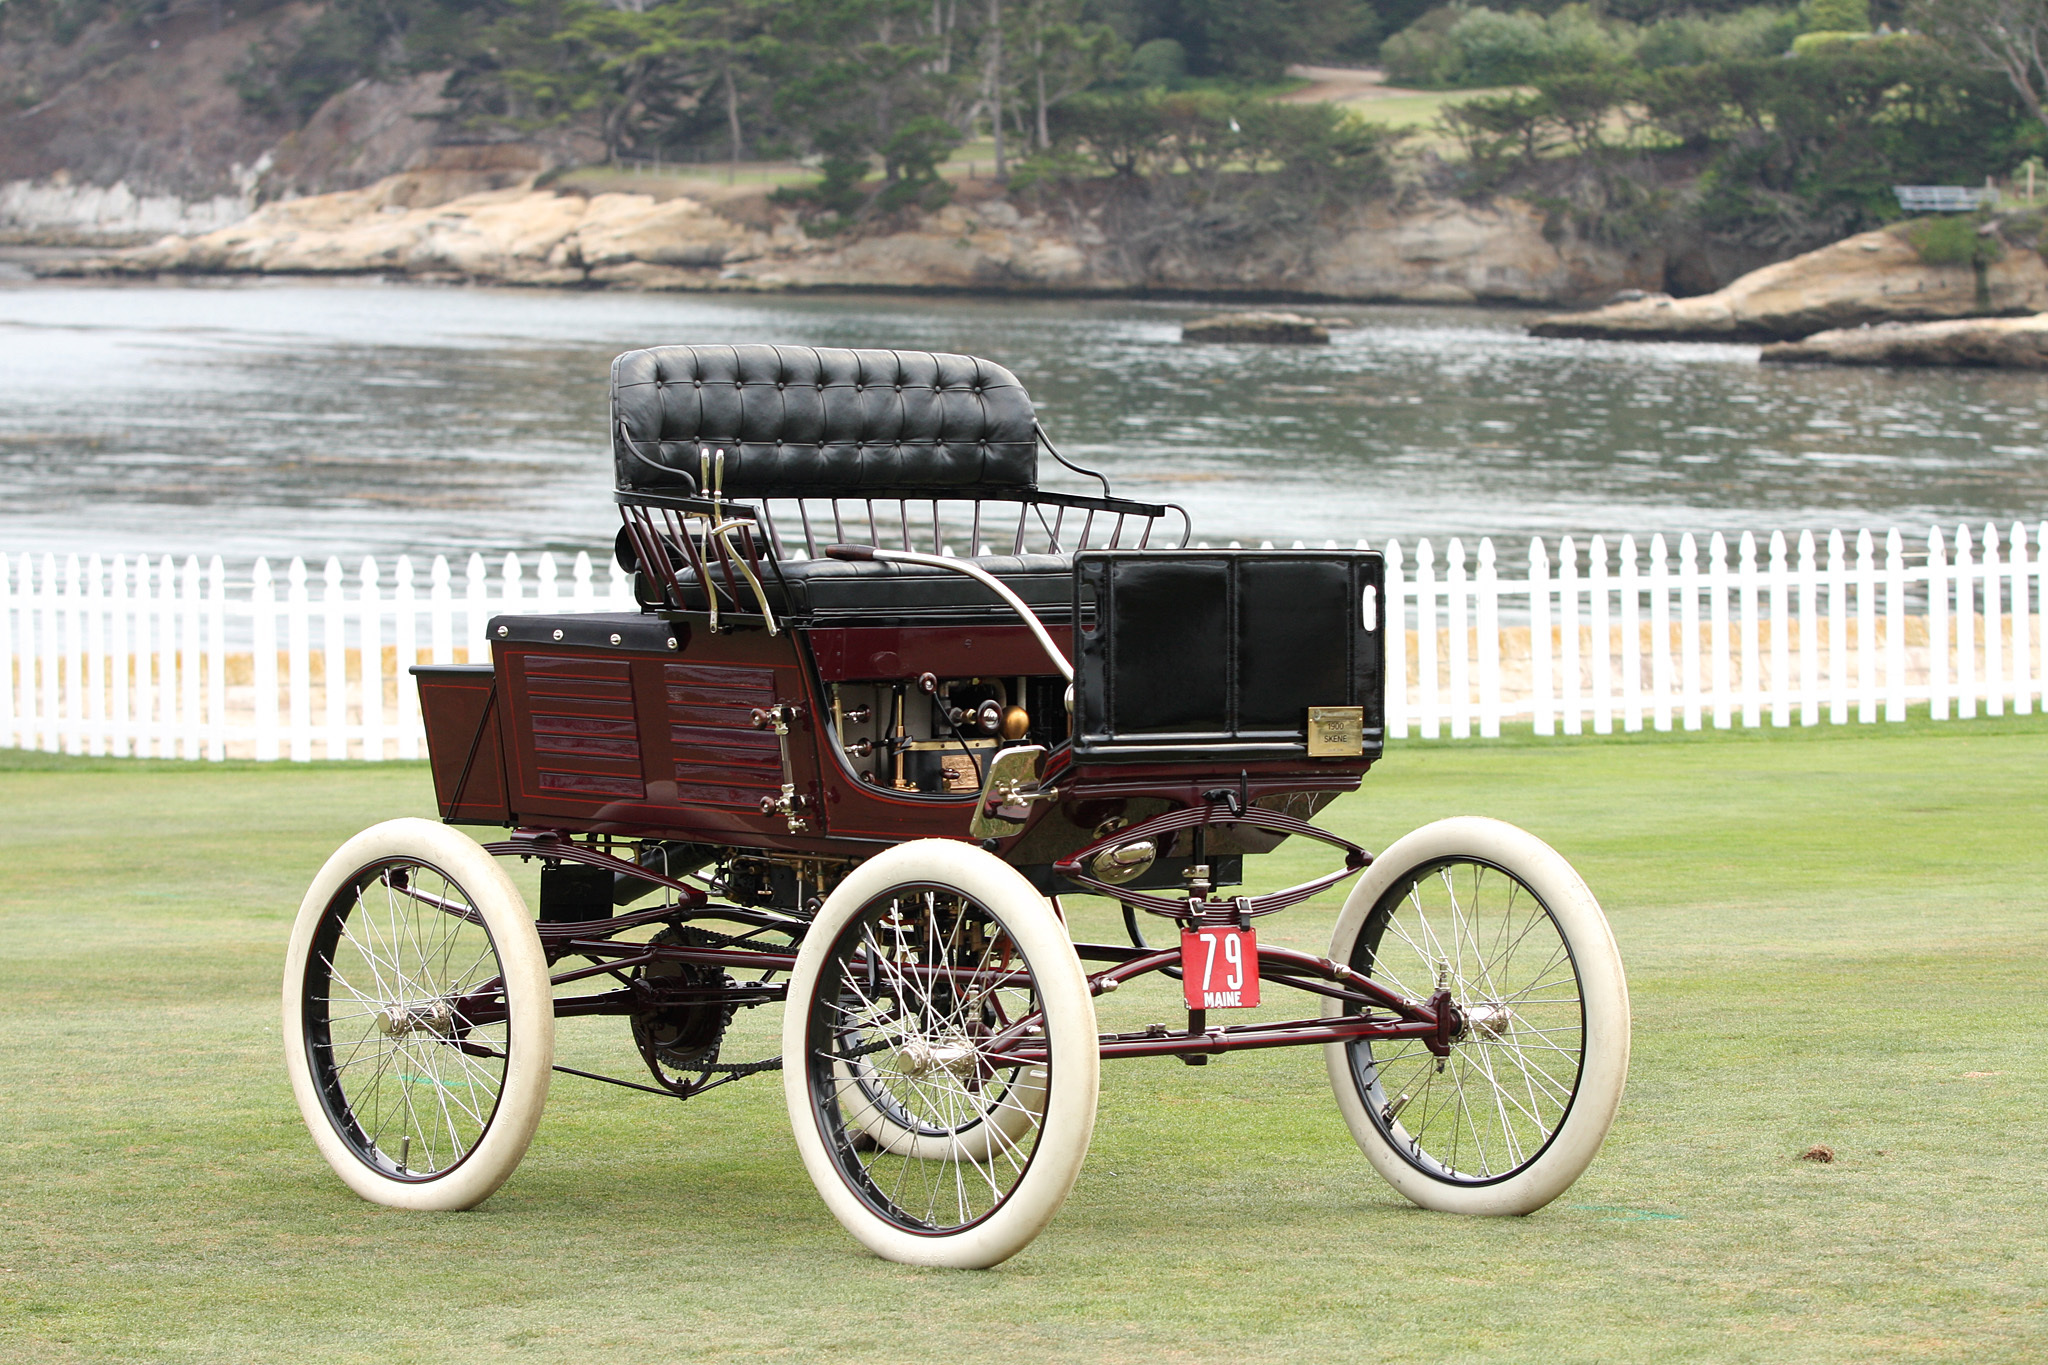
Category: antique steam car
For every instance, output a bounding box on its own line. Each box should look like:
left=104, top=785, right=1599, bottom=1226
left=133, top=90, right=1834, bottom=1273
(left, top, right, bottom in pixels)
left=283, top=345, right=1630, bottom=1268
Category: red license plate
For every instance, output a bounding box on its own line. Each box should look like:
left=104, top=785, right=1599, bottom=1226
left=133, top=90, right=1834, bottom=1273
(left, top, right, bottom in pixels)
left=1181, top=926, right=1260, bottom=1010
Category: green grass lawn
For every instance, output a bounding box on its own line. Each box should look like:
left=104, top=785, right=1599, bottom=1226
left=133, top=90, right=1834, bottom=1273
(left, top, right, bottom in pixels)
left=2, top=714, right=2045, bottom=1363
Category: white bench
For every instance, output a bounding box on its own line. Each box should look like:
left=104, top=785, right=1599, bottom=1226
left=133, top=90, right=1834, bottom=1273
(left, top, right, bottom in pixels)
left=1893, top=186, right=1999, bottom=212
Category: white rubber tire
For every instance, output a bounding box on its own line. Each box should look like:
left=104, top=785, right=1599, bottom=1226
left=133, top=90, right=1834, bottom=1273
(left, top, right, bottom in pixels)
left=1323, top=817, right=1629, bottom=1215
left=284, top=818, right=553, bottom=1211
left=784, top=840, right=1098, bottom=1268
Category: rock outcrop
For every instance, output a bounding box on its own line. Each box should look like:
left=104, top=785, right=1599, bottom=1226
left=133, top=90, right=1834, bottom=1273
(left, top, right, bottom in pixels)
left=1760, top=314, right=2048, bottom=368
left=1528, top=225, right=2048, bottom=342
left=1182, top=311, right=1332, bottom=343
left=41, top=171, right=1672, bottom=303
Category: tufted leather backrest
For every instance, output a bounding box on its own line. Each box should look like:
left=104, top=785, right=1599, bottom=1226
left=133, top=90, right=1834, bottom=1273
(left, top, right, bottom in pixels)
left=611, top=345, right=1039, bottom=497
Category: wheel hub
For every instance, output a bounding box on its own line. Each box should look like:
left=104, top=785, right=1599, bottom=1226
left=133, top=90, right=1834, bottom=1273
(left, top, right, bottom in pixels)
left=375, top=1000, right=457, bottom=1038
left=1461, top=1002, right=1512, bottom=1040
left=896, top=1037, right=980, bottom=1080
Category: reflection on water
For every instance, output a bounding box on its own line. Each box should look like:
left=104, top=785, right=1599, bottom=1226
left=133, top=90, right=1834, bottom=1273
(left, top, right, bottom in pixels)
left=1, top=277, right=2044, bottom=561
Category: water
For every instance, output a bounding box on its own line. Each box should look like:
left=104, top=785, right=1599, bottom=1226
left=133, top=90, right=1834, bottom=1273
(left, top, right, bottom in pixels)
left=2, top=275, right=2044, bottom=563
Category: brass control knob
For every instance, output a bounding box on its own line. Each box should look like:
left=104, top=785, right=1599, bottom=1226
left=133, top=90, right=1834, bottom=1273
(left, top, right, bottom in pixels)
left=999, top=705, right=1030, bottom=741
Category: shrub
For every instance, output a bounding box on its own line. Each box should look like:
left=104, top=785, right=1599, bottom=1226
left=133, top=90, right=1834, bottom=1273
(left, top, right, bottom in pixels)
left=1127, top=38, right=1187, bottom=89
left=1637, top=8, right=1798, bottom=69
left=1900, top=216, right=2002, bottom=266
left=1801, top=0, right=1869, bottom=32
left=1380, top=8, right=1463, bottom=86
left=1381, top=4, right=1634, bottom=89
left=1790, top=30, right=1872, bottom=54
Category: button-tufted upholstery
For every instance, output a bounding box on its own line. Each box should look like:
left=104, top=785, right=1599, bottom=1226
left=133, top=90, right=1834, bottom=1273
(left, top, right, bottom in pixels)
left=642, top=553, right=1075, bottom=624
left=612, top=345, right=1039, bottom=497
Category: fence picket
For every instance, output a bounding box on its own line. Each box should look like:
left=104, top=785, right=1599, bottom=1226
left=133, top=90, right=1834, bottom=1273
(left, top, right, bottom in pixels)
left=1980, top=523, right=2004, bottom=717
left=1648, top=534, right=1672, bottom=733
left=1560, top=537, right=1582, bottom=736
left=1678, top=533, right=1701, bottom=731
left=1855, top=531, right=1876, bottom=724
left=1416, top=539, right=1440, bottom=740
left=1769, top=532, right=1791, bottom=728
left=1885, top=530, right=1908, bottom=722
left=254, top=560, right=279, bottom=762
left=64, top=555, right=83, bottom=756
left=2037, top=520, right=2048, bottom=712
left=1448, top=539, right=1471, bottom=740
left=108, top=556, right=129, bottom=756
left=288, top=559, right=311, bottom=762
left=86, top=556, right=105, bottom=757
left=538, top=552, right=560, bottom=612
left=1928, top=528, right=1949, bottom=720
left=1384, top=539, right=1407, bottom=740
left=1799, top=531, right=1821, bottom=726
left=132, top=558, right=152, bottom=758
left=1591, top=537, right=1613, bottom=735
left=1478, top=539, right=1501, bottom=739
left=1954, top=526, right=1977, bottom=720
left=207, top=556, right=227, bottom=761
left=361, top=558, right=385, bottom=763
left=40, top=555, right=58, bottom=753
left=180, top=557, right=202, bottom=759
left=1709, top=534, right=1732, bottom=729
left=1738, top=533, right=1761, bottom=728
left=323, top=558, right=347, bottom=760
left=1529, top=539, right=1553, bottom=737
left=1620, top=535, right=1642, bottom=733
left=2014, top=523, right=2035, bottom=716
left=1835, top=532, right=1867, bottom=724
left=396, top=557, right=420, bottom=760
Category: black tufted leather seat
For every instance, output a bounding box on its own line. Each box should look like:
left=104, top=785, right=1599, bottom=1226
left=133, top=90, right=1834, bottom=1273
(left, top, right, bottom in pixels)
left=646, top=553, right=1074, bottom=624
left=612, top=345, right=1038, bottom=497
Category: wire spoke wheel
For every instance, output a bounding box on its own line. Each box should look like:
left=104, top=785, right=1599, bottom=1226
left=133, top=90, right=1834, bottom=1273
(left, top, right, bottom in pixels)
left=285, top=820, right=552, bottom=1211
left=1325, top=818, right=1628, bottom=1215
left=1354, top=858, right=1584, bottom=1182
left=822, top=888, right=1047, bottom=1219
left=785, top=841, right=1096, bottom=1268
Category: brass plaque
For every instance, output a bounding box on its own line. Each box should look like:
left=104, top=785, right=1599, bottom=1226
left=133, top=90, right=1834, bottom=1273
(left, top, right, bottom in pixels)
left=1306, top=706, right=1365, bottom=757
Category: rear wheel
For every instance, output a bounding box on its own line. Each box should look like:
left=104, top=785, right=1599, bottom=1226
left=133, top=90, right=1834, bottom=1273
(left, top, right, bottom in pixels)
left=1324, top=817, right=1629, bottom=1215
left=783, top=840, right=1098, bottom=1268
left=284, top=818, right=553, bottom=1210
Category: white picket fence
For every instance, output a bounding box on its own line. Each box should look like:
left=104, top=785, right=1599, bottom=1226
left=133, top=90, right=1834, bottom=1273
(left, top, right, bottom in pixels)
left=1, top=551, right=632, bottom=761
left=2, top=522, right=2043, bottom=761
left=1376, top=521, right=2045, bottom=739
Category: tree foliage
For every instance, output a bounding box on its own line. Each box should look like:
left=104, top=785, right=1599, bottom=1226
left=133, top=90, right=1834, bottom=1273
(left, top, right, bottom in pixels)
left=1914, top=0, right=2048, bottom=134
left=1439, top=33, right=2039, bottom=247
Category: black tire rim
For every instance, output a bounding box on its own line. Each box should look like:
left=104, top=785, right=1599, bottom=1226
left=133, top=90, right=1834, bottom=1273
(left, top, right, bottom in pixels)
left=302, top=856, right=512, bottom=1182
left=1344, top=856, right=1587, bottom=1186
left=805, top=882, right=1051, bottom=1235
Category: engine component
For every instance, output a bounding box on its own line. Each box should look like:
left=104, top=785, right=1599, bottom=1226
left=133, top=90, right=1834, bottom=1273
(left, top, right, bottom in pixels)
left=631, top=927, right=739, bottom=1094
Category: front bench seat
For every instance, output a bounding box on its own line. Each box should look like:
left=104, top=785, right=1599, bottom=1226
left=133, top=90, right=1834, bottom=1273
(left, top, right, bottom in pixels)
left=627, top=547, right=1075, bottom=625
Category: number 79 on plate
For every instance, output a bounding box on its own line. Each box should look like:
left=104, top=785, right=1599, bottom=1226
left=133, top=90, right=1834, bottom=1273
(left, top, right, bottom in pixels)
left=1181, top=926, right=1260, bottom=1010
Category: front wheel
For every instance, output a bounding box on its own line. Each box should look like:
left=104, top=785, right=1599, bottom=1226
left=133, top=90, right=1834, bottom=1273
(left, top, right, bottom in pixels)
left=783, top=840, right=1098, bottom=1268
left=1324, top=817, right=1629, bottom=1215
left=283, top=818, right=553, bottom=1210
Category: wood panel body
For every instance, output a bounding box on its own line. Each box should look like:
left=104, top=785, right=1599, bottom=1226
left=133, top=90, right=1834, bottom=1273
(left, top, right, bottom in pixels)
left=436, top=611, right=1372, bottom=868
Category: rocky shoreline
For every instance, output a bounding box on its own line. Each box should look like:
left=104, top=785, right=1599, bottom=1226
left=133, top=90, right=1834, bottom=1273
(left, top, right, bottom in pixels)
left=1761, top=314, right=2048, bottom=368
left=1529, top=222, right=2048, bottom=344
left=35, top=167, right=1673, bottom=306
